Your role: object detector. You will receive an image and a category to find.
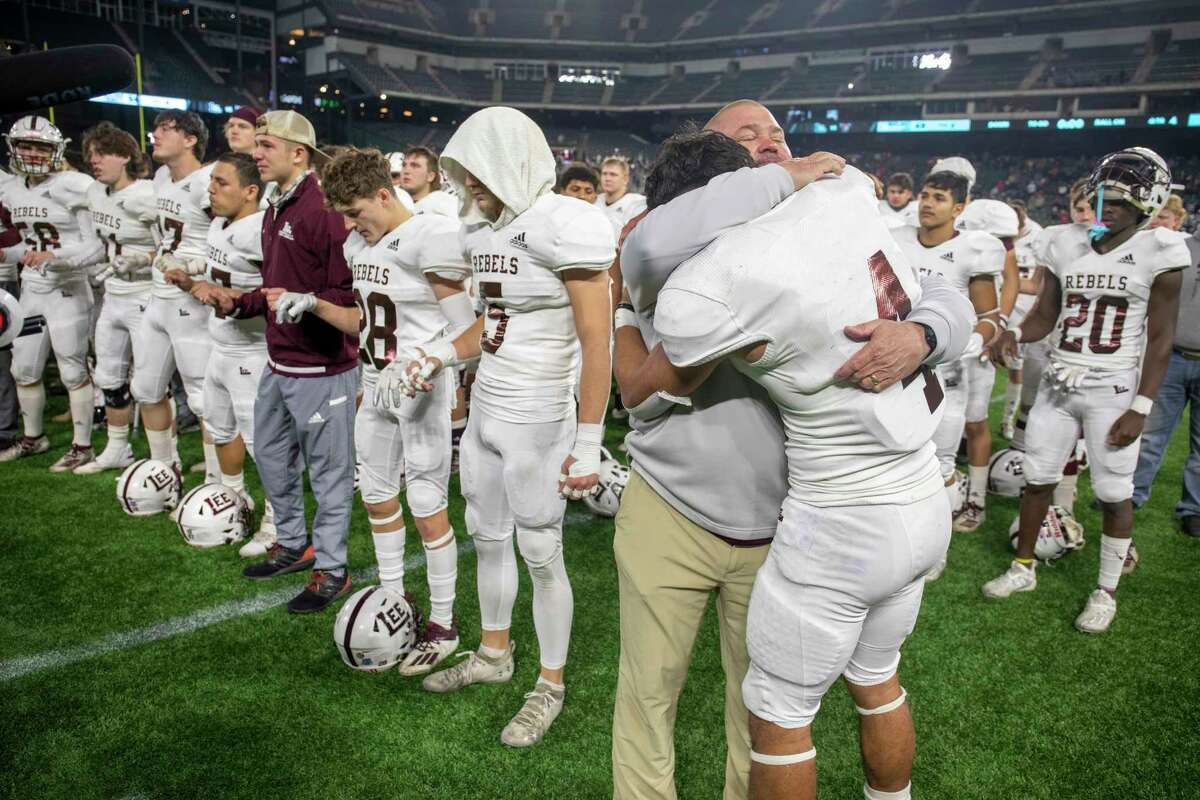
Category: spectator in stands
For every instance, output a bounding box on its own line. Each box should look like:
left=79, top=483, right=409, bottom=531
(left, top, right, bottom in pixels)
left=556, top=163, right=599, bottom=203
left=225, top=107, right=260, bottom=155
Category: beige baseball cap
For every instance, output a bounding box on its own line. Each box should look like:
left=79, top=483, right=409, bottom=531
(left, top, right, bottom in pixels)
left=255, top=110, right=330, bottom=165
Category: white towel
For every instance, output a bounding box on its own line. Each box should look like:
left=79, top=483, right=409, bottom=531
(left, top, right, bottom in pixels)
left=439, top=106, right=556, bottom=230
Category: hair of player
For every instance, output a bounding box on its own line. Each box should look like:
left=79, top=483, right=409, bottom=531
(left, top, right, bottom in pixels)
left=1008, top=198, right=1027, bottom=228
left=887, top=172, right=914, bottom=192
left=320, top=147, right=393, bottom=209
left=644, top=123, right=756, bottom=210
left=216, top=151, right=263, bottom=198
left=404, top=146, right=442, bottom=191
left=81, top=122, right=149, bottom=180
left=1163, top=194, right=1187, bottom=225
left=557, top=163, right=599, bottom=192
left=152, top=111, right=209, bottom=161
left=1070, top=178, right=1090, bottom=205
left=922, top=171, right=969, bottom=205
left=601, top=155, right=631, bottom=176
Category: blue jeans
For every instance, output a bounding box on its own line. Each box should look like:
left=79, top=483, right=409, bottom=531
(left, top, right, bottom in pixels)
left=1132, top=350, right=1200, bottom=518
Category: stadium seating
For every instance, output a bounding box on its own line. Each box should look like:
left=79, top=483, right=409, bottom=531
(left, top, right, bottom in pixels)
left=1150, top=38, right=1200, bottom=83
left=937, top=53, right=1038, bottom=94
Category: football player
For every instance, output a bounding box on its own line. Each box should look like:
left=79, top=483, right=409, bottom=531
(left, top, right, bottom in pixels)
left=621, top=131, right=949, bottom=800
left=1000, top=199, right=1044, bottom=439
left=164, top=152, right=274, bottom=555
left=134, top=111, right=216, bottom=476
left=319, top=147, right=474, bottom=674
left=0, top=116, right=103, bottom=469
left=594, top=156, right=646, bottom=238
left=556, top=163, right=599, bottom=203
left=223, top=107, right=259, bottom=156
left=984, top=148, right=1187, bottom=634
left=397, top=107, right=615, bottom=747
left=891, top=171, right=1005, bottom=555
left=72, top=123, right=157, bottom=475
left=398, top=146, right=458, bottom=218
left=879, top=172, right=917, bottom=227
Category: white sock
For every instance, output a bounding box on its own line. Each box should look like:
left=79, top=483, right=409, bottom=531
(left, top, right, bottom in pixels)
left=479, top=643, right=507, bottom=659
left=146, top=427, right=178, bottom=464
left=220, top=470, right=245, bottom=494
left=202, top=439, right=220, bottom=484
left=372, top=528, right=407, bottom=591
left=17, top=383, right=46, bottom=438
left=865, top=783, right=911, bottom=800
left=106, top=422, right=130, bottom=450
left=1098, top=534, right=1131, bottom=593
left=68, top=384, right=95, bottom=447
left=260, top=499, right=276, bottom=534
left=536, top=676, right=565, bottom=693
left=968, top=465, right=988, bottom=507
left=1003, top=381, right=1021, bottom=422
left=1053, top=473, right=1078, bottom=511
left=424, top=528, right=458, bottom=627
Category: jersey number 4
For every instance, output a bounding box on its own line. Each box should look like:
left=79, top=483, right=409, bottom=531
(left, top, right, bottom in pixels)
left=1059, top=293, right=1127, bottom=355
left=868, top=250, right=944, bottom=413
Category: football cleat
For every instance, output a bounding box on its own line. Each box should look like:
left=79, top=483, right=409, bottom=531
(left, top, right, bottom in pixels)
left=49, top=445, right=94, bottom=473
left=398, top=620, right=460, bottom=676
left=0, top=435, right=50, bottom=462
left=74, top=443, right=135, bottom=474
left=982, top=560, right=1037, bottom=599
left=422, top=641, right=515, bottom=694
left=501, top=680, right=565, bottom=748
left=952, top=502, right=985, bottom=533
left=1075, top=589, right=1117, bottom=634
left=1000, top=417, right=1015, bottom=441
left=287, top=569, right=351, bottom=614
left=242, top=543, right=315, bottom=580
left=239, top=498, right=276, bottom=558
left=1121, top=541, right=1139, bottom=576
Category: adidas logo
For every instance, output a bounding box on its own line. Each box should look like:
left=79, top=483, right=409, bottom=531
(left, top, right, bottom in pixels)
left=508, top=231, right=528, bottom=250
left=239, top=367, right=252, bottom=376
left=386, top=238, right=400, bottom=251
left=280, top=221, right=295, bottom=241
left=1117, top=253, right=1135, bottom=265
left=308, top=411, right=325, bottom=424
left=940, top=252, right=955, bottom=262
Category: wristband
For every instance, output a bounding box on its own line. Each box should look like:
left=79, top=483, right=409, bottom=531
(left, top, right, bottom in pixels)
left=567, top=422, right=604, bottom=479
left=614, top=306, right=639, bottom=330
left=998, top=313, right=1009, bottom=329
left=424, top=338, right=460, bottom=369
left=1130, top=395, right=1153, bottom=416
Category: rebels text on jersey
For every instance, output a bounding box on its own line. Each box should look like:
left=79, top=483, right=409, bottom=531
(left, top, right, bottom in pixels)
left=7, top=171, right=100, bottom=292
left=88, top=178, right=158, bottom=297
left=350, top=214, right=470, bottom=386
left=205, top=211, right=266, bottom=350
left=153, top=163, right=216, bottom=299
left=655, top=168, right=944, bottom=508
left=891, top=225, right=1006, bottom=296
left=1037, top=223, right=1189, bottom=371
left=461, top=193, right=616, bottom=424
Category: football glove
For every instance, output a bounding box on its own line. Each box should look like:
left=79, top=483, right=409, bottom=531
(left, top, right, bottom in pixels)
left=960, top=331, right=985, bottom=362
left=274, top=291, right=317, bottom=324
left=112, top=253, right=152, bottom=278
left=1049, top=360, right=1088, bottom=394
left=156, top=252, right=207, bottom=276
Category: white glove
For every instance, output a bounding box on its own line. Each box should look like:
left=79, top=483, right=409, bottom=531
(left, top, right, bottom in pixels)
left=400, top=339, right=458, bottom=399
left=1049, top=360, right=1088, bottom=394
left=960, top=331, right=985, bottom=362
left=374, top=347, right=419, bottom=409
left=560, top=423, right=604, bottom=500
left=274, top=291, right=317, bottom=324
left=112, top=253, right=151, bottom=278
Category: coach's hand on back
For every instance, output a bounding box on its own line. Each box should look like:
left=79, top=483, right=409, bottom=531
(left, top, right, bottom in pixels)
left=780, top=152, right=846, bottom=191
left=833, top=318, right=930, bottom=393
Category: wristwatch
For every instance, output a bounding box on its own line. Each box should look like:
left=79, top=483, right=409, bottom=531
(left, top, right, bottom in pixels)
left=917, top=322, right=937, bottom=359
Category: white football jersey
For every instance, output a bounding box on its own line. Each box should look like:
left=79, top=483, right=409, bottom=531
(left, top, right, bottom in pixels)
left=891, top=225, right=1005, bottom=297
left=414, top=190, right=459, bottom=219
left=1037, top=223, right=1189, bottom=370
left=1014, top=218, right=1045, bottom=283
left=462, top=192, right=616, bottom=423
left=7, top=171, right=98, bottom=292
left=153, top=163, right=216, bottom=299
left=205, top=211, right=265, bottom=350
left=878, top=199, right=917, bottom=228
left=88, top=179, right=158, bottom=297
left=350, top=214, right=470, bottom=387
left=595, top=191, right=647, bottom=238
left=655, top=168, right=943, bottom=508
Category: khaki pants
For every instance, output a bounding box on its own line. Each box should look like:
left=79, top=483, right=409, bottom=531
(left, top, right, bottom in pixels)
left=612, top=470, right=769, bottom=800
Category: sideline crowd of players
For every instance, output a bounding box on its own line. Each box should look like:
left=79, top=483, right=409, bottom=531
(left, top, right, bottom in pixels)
left=0, top=99, right=1195, bottom=800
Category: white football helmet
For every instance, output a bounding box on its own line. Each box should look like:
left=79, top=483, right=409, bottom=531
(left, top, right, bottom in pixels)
left=116, top=459, right=182, bottom=517
left=1087, top=147, right=1177, bottom=229
left=175, top=483, right=254, bottom=548
left=956, top=198, right=1020, bottom=239
left=333, top=585, right=418, bottom=672
left=931, top=156, right=976, bottom=192
left=6, top=115, right=67, bottom=176
left=0, top=287, right=25, bottom=349
left=1008, top=505, right=1085, bottom=561
left=583, top=448, right=630, bottom=518
left=987, top=449, right=1025, bottom=497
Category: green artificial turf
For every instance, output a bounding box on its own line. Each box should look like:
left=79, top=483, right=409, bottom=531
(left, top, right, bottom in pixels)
left=2, top=374, right=1198, bottom=800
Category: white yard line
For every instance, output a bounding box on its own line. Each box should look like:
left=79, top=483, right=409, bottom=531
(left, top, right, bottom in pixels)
left=0, top=541, right=475, bottom=683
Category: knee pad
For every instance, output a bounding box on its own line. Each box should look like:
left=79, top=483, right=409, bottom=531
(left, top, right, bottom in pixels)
left=131, top=374, right=167, bottom=405
left=516, top=527, right=562, bottom=570
left=406, top=476, right=447, bottom=519
left=102, top=383, right=133, bottom=410
left=358, top=473, right=398, bottom=507
left=843, top=654, right=901, bottom=688
left=58, top=357, right=90, bottom=390
left=1092, top=477, right=1133, bottom=504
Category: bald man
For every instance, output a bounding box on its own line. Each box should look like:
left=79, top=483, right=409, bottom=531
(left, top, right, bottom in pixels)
left=610, top=102, right=974, bottom=800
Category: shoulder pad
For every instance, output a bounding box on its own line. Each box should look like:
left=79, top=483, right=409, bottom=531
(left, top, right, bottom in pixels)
left=537, top=196, right=615, bottom=270
left=49, top=172, right=95, bottom=210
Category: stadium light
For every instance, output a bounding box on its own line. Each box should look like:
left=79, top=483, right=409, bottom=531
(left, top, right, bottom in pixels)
left=380, top=93, right=387, bottom=100
left=431, top=116, right=439, bottom=122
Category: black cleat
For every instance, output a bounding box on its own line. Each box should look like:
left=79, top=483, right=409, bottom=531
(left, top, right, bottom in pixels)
left=287, top=569, right=351, bottom=614
left=242, top=543, right=314, bottom=580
